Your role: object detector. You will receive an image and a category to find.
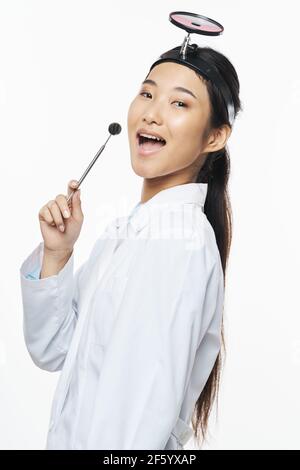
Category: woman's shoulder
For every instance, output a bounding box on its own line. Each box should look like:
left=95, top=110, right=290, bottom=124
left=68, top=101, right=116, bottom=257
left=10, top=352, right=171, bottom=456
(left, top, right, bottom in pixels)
left=193, top=210, right=220, bottom=254
left=178, top=207, right=222, bottom=276
left=140, top=202, right=221, bottom=265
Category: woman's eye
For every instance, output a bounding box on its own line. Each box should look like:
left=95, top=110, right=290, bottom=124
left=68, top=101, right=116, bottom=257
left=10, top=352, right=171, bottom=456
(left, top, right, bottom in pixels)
left=139, top=93, right=186, bottom=108
left=173, top=101, right=187, bottom=108
left=140, top=91, right=152, bottom=98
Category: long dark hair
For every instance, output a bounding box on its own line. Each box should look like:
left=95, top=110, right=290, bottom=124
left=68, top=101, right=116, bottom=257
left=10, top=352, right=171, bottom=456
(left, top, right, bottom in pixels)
left=191, top=46, right=242, bottom=446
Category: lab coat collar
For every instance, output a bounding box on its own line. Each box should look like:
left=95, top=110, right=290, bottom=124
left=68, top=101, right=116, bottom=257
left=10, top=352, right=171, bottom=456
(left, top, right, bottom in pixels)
left=128, top=182, right=208, bottom=234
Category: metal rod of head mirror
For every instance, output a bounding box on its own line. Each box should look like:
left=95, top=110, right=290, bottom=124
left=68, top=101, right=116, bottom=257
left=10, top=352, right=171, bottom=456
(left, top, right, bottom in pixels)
left=66, top=122, right=122, bottom=206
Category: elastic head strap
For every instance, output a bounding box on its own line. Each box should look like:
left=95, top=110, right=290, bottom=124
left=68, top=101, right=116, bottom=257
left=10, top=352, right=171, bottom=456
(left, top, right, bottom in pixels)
left=149, top=45, right=235, bottom=126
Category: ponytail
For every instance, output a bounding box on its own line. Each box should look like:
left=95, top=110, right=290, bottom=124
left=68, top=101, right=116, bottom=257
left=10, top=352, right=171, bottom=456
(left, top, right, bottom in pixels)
left=190, top=45, right=242, bottom=447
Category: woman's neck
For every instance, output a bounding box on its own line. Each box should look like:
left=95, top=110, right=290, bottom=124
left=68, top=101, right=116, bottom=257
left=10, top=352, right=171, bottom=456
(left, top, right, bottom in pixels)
left=140, top=175, right=194, bottom=204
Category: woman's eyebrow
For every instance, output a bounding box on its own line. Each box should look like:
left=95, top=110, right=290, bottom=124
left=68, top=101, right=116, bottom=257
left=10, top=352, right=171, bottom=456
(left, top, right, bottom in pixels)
left=141, top=79, right=198, bottom=100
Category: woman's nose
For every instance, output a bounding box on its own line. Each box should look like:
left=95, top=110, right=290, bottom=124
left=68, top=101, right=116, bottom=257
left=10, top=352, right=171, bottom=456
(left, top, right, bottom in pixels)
left=142, top=102, right=163, bottom=125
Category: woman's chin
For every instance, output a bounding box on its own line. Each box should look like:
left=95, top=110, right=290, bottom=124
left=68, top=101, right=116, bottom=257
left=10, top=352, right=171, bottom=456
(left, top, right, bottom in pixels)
left=130, top=156, right=162, bottom=178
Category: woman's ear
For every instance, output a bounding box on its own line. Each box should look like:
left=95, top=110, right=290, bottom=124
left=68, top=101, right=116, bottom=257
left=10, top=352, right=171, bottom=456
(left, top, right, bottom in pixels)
left=203, top=125, right=232, bottom=154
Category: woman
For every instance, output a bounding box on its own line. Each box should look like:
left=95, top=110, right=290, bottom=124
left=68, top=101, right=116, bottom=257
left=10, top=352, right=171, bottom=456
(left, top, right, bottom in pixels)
left=20, top=44, right=241, bottom=449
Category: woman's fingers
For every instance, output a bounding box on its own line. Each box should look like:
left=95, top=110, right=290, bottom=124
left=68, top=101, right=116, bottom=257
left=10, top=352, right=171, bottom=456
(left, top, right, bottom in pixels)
left=67, top=180, right=79, bottom=199
left=38, top=179, right=80, bottom=231
left=55, top=194, right=71, bottom=219
left=41, top=207, right=54, bottom=225
left=39, top=206, right=55, bottom=226
left=46, top=200, right=65, bottom=232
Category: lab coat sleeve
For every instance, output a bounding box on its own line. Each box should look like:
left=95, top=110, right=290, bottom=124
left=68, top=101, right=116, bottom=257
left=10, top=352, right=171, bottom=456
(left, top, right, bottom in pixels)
left=86, top=233, right=221, bottom=450
left=25, top=265, right=41, bottom=280
left=20, top=241, right=85, bottom=372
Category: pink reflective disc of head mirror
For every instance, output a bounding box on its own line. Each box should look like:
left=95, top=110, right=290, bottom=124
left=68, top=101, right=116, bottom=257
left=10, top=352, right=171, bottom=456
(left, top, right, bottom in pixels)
left=170, top=12, right=223, bottom=35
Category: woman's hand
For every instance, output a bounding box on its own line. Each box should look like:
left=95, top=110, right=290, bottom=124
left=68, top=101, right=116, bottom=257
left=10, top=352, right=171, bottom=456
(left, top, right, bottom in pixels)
left=38, top=180, right=84, bottom=256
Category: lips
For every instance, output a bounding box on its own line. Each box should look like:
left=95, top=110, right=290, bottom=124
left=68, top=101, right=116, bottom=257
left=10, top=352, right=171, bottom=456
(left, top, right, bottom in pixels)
left=136, top=129, right=167, bottom=156
left=136, top=128, right=167, bottom=144
left=136, top=135, right=166, bottom=155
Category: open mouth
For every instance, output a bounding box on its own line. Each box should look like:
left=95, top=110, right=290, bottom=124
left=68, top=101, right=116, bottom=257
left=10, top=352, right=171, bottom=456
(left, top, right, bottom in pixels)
left=136, top=132, right=167, bottom=153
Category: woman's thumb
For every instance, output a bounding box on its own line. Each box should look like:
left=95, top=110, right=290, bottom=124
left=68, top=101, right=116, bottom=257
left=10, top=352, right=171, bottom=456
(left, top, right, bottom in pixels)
left=72, top=189, right=83, bottom=218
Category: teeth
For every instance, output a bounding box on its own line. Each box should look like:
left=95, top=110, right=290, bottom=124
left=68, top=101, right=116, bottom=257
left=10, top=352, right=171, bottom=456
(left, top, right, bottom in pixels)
left=139, top=133, right=164, bottom=142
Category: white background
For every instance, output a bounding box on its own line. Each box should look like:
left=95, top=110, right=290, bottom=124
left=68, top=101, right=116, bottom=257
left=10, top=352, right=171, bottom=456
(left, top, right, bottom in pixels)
left=0, top=0, right=299, bottom=450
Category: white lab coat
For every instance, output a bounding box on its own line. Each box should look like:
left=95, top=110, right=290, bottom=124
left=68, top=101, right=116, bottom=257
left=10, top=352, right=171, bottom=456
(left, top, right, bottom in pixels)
left=19, top=182, right=224, bottom=450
